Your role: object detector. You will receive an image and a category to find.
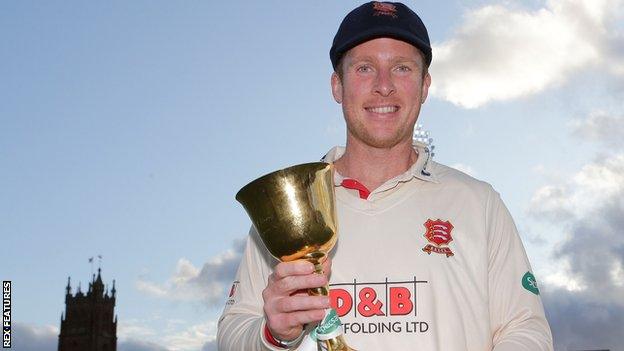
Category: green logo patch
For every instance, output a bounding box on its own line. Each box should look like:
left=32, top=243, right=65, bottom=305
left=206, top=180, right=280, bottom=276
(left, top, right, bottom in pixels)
left=310, top=328, right=318, bottom=342
left=317, top=308, right=341, bottom=336
left=522, top=271, right=540, bottom=295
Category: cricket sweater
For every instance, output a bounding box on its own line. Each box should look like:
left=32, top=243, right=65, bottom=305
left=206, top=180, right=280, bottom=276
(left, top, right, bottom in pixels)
left=217, top=144, right=553, bottom=351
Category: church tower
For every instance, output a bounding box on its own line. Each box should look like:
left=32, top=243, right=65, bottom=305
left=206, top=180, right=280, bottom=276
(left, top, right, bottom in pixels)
left=58, top=268, right=117, bottom=351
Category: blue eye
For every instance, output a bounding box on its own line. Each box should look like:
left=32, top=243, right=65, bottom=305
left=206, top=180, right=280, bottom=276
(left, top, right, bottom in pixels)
left=356, top=65, right=372, bottom=73
left=396, top=65, right=411, bottom=72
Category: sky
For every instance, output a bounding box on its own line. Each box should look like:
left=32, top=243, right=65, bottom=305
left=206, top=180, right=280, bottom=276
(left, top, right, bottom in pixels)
left=1, top=0, right=623, bottom=350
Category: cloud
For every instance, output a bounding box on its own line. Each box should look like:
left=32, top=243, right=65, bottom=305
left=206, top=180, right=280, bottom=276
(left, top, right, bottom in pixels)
left=529, top=154, right=624, bottom=222
left=10, top=323, right=57, bottom=351
left=130, top=240, right=244, bottom=349
left=119, top=339, right=170, bottom=351
left=529, top=153, right=624, bottom=350
left=11, top=322, right=170, bottom=351
left=136, top=238, right=245, bottom=306
left=544, top=182, right=624, bottom=302
left=201, top=340, right=218, bottom=351
left=162, top=320, right=217, bottom=351
left=118, top=317, right=219, bottom=351
left=430, top=0, right=624, bottom=108
left=570, top=110, right=624, bottom=148
left=542, top=288, right=624, bottom=351
left=118, top=318, right=159, bottom=340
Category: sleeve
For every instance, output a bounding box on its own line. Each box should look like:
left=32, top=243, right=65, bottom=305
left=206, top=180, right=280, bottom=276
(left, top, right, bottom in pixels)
left=486, top=189, right=554, bottom=351
left=217, top=227, right=287, bottom=351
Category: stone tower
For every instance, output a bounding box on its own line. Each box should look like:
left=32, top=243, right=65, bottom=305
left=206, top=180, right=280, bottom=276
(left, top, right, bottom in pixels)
left=58, top=268, right=117, bottom=351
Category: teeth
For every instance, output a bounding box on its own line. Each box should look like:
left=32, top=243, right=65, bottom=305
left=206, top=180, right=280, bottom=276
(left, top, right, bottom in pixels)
left=367, top=106, right=398, bottom=114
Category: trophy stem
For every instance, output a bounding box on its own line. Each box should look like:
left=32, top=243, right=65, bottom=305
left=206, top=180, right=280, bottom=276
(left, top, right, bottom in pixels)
left=304, top=251, right=355, bottom=351
left=325, top=335, right=353, bottom=351
left=305, top=251, right=329, bottom=297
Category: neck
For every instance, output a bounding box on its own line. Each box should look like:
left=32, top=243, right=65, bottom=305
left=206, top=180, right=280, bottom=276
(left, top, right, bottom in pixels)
left=333, top=138, right=417, bottom=192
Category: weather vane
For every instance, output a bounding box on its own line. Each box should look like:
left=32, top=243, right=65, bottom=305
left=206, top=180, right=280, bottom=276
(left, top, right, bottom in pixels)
left=88, top=254, right=103, bottom=276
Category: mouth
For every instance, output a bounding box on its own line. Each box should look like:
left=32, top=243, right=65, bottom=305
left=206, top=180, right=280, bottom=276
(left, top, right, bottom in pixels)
left=365, top=105, right=399, bottom=114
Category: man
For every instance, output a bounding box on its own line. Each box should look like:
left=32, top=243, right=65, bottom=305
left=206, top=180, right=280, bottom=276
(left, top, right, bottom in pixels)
left=217, top=2, right=553, bottom=350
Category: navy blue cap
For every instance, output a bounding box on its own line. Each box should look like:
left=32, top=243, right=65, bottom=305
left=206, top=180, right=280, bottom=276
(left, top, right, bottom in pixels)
left=330, top=2, right=432, bottom=69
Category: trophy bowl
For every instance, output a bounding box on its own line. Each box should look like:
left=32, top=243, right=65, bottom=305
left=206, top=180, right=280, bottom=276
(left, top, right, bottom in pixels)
left=235, top=162, right=337, bottom=263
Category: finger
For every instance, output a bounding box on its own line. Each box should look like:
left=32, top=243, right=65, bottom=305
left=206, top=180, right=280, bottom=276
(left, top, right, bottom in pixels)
left=290, top=289, right=309, bottom=296
left=276, top=295, right=330, bottom=313
left=273, top=260, right=315, bottom=280
left=273, top=273, right=328, bottom=295
left=266, top=308, right=326, bottom=341
left=284, top=309, right=327, bottom=327
left=269, top=309, right=326, bottom=330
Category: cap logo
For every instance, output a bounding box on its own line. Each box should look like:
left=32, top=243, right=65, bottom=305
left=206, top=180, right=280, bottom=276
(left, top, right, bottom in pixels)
left=372, top=2, right=398, bottom=18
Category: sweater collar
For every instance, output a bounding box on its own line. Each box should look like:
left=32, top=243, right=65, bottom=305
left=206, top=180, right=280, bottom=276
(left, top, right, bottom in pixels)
left=321, top=142, right=440, bottom=192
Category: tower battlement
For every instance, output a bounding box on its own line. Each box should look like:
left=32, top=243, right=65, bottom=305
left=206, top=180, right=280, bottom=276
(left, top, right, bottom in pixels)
left=58, top=268, right=117, bottom=351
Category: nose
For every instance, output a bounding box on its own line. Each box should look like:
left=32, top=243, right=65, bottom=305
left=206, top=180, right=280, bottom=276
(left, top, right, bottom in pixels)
left=373, top=69, right=395, bottom=96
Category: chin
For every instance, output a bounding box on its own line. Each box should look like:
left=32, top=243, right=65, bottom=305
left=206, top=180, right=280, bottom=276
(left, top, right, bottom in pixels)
left=348, top=121, right=411, bottom=149
left=361, top=135, right=405, bottom=149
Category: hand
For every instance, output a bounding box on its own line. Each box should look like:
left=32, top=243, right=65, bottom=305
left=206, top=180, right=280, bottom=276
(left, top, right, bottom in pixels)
left=262, top=257, right=332, bottom=341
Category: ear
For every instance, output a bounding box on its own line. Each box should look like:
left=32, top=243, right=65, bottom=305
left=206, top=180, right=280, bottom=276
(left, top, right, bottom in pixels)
left=331, top=72, right=343, bottom=104
left=420, top=72, right=431, bottom=104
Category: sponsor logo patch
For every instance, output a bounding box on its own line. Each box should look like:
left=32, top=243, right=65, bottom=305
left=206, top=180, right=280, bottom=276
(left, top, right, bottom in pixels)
left=226, top=281, right=239, bottom=305
left=228, top=281, right=237, bottom=297
left=422, top=219, right=454, bottom=257
left=522, top=272, right=540, bottom=295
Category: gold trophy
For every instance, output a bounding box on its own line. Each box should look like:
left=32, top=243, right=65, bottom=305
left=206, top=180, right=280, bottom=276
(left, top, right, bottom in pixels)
left=236, top=162, right=354, bottom=351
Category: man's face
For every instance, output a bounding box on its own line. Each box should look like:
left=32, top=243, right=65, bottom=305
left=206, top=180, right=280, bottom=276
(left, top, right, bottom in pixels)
left=331, top=38, right=431, bottom=149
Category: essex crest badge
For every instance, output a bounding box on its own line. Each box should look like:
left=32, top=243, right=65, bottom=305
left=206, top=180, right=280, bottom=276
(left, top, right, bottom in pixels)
left=422, top=219, right=454, bottom=257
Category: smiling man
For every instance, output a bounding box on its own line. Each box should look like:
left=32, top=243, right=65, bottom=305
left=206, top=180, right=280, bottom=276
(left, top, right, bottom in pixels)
left=217, top=2, right=553, bottom=350
left=330, top=37, right=431, bottom=192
